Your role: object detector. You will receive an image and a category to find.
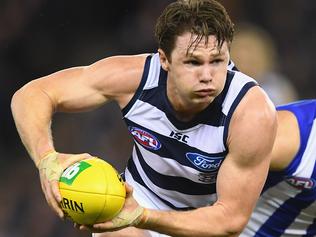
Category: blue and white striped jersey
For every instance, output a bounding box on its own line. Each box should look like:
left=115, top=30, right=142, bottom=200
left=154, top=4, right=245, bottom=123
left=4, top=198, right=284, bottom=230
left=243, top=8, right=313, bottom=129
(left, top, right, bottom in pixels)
left=122, top=53, right=257, bottom=210
left=241, top=99, right=316, bottom=237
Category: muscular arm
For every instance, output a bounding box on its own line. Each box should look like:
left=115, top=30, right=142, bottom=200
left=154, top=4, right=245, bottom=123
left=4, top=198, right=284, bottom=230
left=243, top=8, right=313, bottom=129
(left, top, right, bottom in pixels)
left=11, top=54, right=147, bottom=164
left=135, top=87, right=277, bottom=237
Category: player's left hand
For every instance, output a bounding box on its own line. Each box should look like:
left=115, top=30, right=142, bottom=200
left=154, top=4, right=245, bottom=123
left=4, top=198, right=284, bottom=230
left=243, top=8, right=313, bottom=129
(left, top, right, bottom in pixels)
left=77, top=183, right=148, bottom=232
left=37, top=151, right=92, bottom=219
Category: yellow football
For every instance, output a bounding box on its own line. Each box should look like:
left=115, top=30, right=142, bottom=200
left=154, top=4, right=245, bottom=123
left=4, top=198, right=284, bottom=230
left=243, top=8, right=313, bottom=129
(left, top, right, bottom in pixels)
left=59, top=157, right=126, bottom=225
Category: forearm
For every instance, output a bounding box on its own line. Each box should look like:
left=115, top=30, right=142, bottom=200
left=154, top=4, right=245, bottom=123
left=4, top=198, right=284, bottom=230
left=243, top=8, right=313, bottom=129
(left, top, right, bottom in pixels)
left=138, top=204, right=243, bottom=237
left=11, top=81, right=55, bottom=164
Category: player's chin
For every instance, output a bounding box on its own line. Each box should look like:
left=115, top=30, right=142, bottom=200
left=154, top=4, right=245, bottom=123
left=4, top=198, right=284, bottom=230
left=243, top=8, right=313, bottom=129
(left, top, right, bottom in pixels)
left=192, top=95, right=215, bottom=106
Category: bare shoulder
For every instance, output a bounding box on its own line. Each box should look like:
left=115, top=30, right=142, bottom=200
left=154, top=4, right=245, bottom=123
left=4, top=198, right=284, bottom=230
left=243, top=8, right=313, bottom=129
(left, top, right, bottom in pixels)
left=234, top=86, right=276, bottom=123
left=85, top=53, right=150, bottom=107
left=227, top=86, right=277, bottom=165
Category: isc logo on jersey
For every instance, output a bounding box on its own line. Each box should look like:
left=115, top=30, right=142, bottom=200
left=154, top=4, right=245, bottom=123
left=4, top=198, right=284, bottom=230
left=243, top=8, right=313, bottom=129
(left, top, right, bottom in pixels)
left=186, top=153, right=224, bottom=172
left=286, top=176, right=316, bottom=190
left=128, top=126, right=161, bottom=150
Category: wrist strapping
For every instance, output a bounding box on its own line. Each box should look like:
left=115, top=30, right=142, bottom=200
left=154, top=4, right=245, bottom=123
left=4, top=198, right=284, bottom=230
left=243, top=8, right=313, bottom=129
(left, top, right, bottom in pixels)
left=112, top=206, right=147, bottom=228
left=133, top=208, right=149, bottom=227
left=37, top=151, right=63, bottom=181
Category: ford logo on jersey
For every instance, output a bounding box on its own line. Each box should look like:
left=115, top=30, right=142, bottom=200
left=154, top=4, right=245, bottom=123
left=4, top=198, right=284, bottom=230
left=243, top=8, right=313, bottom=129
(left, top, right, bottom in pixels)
left=185, top=153, right=224, bottom=172
left=286, top=176, right=316, bottom=190
left=128, top=126, right=161, bottom=150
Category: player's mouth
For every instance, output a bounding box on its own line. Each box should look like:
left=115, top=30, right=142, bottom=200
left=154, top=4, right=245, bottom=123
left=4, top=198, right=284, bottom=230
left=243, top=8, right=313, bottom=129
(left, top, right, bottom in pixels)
left=194, top=89, right=216, bottom=97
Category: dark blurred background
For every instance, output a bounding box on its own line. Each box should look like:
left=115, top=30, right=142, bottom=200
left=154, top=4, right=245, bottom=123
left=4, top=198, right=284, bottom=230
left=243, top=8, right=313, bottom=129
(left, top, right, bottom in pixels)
left=1, top=0, right=315, bottom=236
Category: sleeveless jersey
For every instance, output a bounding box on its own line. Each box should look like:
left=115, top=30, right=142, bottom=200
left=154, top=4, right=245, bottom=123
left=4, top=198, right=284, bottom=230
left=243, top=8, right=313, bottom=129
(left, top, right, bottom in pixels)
left=122, top=53, right=257, bottom=210
left=241, top=99, right=316, bottom=237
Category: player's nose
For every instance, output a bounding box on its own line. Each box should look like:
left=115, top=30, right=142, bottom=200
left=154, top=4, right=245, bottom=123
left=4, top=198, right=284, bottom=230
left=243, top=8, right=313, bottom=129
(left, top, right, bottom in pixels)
left=199, top=65, right=213, bottom=83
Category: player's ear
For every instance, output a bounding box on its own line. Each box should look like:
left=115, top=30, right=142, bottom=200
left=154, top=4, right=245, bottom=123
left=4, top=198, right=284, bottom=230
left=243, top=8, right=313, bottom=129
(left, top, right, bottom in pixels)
left=158, top=49, right=170, bottom=71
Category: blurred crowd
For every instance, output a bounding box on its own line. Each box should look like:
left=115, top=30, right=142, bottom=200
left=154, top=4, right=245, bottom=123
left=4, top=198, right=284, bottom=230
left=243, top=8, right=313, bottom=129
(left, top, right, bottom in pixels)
left=1, top=0, right=315, bottom=236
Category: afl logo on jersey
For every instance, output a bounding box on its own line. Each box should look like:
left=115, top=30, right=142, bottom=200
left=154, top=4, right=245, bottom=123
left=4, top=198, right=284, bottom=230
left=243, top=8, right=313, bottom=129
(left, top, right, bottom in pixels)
left=286, top=176, right=316, bottom=190
left=128, top=126, right=161, bottom=150
left=186, top=153, right=224, bottom=172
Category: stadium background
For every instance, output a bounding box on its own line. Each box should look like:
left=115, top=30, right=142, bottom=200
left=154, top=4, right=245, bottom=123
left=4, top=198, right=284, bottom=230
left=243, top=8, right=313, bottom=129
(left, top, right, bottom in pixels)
left=1, top=0, right=315, bottom=236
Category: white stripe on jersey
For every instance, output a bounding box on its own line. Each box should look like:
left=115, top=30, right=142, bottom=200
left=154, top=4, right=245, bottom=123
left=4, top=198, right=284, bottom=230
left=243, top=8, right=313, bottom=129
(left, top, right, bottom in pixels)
left=222, top=71, right=256, bottom=115
left=293, top=118, right=316, bottom=178
left=126, top=100, right=226, bottom=153
left=131, top=146, right=218, bottom=208
left=125, top=168, right=173, bottom=210
left=144, top=53, right=161, bottom=90
left=135, top=143, right=212, bottom=184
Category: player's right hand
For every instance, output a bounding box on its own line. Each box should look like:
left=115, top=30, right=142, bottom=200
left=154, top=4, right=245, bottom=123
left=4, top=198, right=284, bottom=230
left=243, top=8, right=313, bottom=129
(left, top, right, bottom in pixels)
left=79, top=183, right=148, bottom=232
left=37, top=151, right=92, bottom=219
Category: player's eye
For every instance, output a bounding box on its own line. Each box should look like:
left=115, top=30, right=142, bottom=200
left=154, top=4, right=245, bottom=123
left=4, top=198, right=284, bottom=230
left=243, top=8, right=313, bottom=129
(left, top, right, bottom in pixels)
left=185, top=60, right=200, bottom=65
left=211, top=59, right=224, bottom=64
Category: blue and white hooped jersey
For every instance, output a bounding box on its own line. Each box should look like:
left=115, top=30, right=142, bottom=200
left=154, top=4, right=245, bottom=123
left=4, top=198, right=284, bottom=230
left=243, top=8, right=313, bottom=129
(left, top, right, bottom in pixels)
left=122, top=53, right=257, bottom=210
left=241, top=99, right=316, bottom=237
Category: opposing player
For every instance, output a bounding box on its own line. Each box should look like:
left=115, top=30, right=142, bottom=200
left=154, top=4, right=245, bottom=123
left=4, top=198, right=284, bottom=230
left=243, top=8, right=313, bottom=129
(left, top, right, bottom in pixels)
left=11, top=0, right=277, bottom=236
left=241, top=99, right=316, bottom=237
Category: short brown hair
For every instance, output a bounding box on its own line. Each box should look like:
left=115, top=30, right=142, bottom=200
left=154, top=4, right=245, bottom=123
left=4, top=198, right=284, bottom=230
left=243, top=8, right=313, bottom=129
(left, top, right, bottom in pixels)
left=155, top=0, right=234, bottom=59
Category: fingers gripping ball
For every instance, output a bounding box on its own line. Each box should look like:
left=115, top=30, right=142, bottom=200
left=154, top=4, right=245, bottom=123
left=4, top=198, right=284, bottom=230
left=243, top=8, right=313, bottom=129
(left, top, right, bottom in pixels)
left=59, top=157, right=126, bottom=225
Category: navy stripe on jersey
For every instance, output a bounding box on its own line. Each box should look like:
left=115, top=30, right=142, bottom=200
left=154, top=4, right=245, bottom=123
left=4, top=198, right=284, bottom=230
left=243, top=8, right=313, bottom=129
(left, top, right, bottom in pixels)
left=122, top=54, right=152, bottom=115
left=217, top=70, right=235, bottom=102
left=134, top=144, right=217, bottom=195
left=127, top=158, right=194, bottom=211
left=223, top=81, right=258, bottom=149
left=304, top=218, right=316, bottom=237
left=158, top=66, right=168, bottom=86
